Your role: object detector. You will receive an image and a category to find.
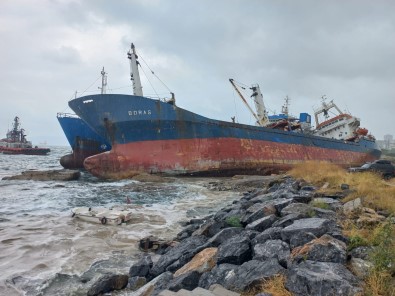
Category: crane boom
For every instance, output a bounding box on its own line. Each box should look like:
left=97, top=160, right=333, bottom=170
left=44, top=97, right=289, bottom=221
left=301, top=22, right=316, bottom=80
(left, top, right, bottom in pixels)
left=229, top=79, right=262, bottom=126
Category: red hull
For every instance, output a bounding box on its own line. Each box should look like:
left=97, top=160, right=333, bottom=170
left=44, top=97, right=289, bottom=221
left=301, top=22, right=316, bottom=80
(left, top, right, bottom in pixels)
left=84, top=138, right=376, bottom=179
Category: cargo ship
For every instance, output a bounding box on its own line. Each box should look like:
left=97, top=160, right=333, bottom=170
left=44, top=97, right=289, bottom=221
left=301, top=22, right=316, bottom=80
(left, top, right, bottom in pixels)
left=0, top=116, right=50, bottom=155
left=68, top=43, right=381, bottom=179
left=57, top=68, right=112, bottom=169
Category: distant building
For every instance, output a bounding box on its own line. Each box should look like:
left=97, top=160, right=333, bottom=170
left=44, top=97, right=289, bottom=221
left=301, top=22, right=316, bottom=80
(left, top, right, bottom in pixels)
left=377, top=134, right=395, bottom=150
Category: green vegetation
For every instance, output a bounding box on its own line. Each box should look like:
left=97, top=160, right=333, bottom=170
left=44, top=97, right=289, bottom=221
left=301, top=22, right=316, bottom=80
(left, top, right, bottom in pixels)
left=225, top=216, right=242, bottom=228
left=310, top=200, right=331, bottom=210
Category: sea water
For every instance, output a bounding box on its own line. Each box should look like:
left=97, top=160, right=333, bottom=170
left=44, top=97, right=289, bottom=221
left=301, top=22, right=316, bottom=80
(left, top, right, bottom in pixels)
left=0, top=146, right=240, bottom=295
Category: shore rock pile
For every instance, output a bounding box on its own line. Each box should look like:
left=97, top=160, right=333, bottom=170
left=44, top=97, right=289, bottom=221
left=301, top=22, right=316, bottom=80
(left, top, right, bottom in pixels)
left=2, top=169, right=80, bottom=181
left=88, top=176, right=366, bottom=296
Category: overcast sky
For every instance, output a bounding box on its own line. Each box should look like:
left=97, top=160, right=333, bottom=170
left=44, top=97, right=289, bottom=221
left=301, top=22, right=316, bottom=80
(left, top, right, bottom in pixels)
left=0, top=0, right=394, bottom=146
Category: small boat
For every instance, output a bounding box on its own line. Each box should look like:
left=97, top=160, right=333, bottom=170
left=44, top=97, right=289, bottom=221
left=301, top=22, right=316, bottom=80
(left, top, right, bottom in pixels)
left=71, top=206, right=137, bottom=225
left=0, top=116, right=50, bottom=155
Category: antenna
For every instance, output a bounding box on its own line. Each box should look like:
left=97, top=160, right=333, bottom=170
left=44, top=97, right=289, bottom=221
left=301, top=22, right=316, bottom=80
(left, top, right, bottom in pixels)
left=98, top=67, right=107, bottom=95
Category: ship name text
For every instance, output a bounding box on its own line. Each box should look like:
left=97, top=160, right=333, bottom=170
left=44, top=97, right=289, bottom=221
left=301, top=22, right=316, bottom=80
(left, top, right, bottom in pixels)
left=128, top=110, right=152, bottom=116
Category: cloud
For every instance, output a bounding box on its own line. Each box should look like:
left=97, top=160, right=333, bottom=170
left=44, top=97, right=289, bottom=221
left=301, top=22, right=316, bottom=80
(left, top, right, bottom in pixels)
left=0, top=0, right=394, bottom=146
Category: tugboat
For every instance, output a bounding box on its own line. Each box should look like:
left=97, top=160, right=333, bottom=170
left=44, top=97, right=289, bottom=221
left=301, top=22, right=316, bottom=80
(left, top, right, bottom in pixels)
left=0, top=116, right=50, bottom=155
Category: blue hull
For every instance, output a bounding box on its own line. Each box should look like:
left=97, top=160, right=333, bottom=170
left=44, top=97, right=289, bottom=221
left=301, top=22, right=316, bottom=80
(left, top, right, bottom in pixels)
left=57, top=113, right=111, bottom=169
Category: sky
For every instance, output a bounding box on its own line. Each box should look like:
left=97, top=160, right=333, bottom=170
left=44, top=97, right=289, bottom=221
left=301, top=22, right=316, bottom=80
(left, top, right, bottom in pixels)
left=0, top=0, right=394, bottom=146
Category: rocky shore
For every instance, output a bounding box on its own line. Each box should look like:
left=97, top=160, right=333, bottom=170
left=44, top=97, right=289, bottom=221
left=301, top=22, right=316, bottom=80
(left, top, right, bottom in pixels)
left=83, top=175, right=389, bottom=296
left=2, top=169, right=80, bottom=181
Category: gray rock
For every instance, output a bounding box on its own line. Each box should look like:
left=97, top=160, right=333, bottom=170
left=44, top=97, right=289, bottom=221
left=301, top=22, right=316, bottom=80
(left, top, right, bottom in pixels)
left=281, top=218, right=330, bottom=242
left=199, top=263, right=238, bottom=289
left=129, top=255, right=153, bottom=277
left=217, top=234, right=251, bottom=265
left=207, top=227, right=245, bottom=247
left=253, top=240, right=290, bottom=267
left=177, top=224, right=200, bottom=240
left=241, top=204, right=276, bottom=225
left=348, top=246, right=373, bottom=260
left=134, top=272, right=173, bottom=296
left=127, top=276, right=146, bottom=291
left=245, top=215, right=278, bottom=232
left=343, top=198, right=362, bottom=214
left=251, top=227, right=283, bottom=246
left=292, top=234, right=347, bottom=264
left=341, top=184, right=350, bottom=190
left=292, top=191, right=314, bottom=203
left=168, top=271, right=201, bottom=292
left=231, top=259, right=285, bottom=292
left=272, top=213, right=305, bottom=228
left=280, top=203, right=314, bottom=217
left=87, top=273, right=128, bottom=296
left=199, top=259, right=284, bottom=292
left=313, top=208, right=337, bottom=220
left=289, top=232, right=317, bottom=248
left=150, top=235, right=208, bottom=278
left=271, top=198, right=294, bottom=213
left=349, top=258, right=373, bottom=279
left=192, top=220, right=227, bottom=238
left=286, top=260, right=361, bottom=296
left=311, top=197, right=342, bottom=211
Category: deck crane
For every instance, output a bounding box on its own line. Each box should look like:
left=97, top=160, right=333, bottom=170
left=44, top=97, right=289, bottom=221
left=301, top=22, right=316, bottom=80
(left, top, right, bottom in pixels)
left=229, top=79, right=269, bottom=127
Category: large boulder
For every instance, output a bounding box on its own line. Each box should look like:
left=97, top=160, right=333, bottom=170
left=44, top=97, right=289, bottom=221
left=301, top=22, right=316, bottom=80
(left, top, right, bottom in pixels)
left=198, top=263, right=238, bottom=289
left=129, top=255, right=153, bottom=277
left=130, top=271, right=173, bottom=296
left=245, top=214, right=278, bottom=232
left=199, top=259, right=284, bottom=292
left=286, top=260, right=361, bottom=296
left=253, top=239, right=290, bottom=267
left=230, top=259, right=285, bottom=292
left=241, top=204, right=276, bottom=225
left=149, top=235, right=208, bottom=278
left=207, top=227, right=244, bottom=247
left=87, top=274, right=128, bottom=296
left=289, top=231, right=317, bottom=249
left=281, top=218, right=330, bottom=242
left=174, top=247, right=218, bottom=277
left=251, top=227, right=283, bottom=246
left=216, top=234, right=251, bottom=265
left=167, top=271, right=201, bottom=292
left=291, top=234, right=347, bottom=264
left=280, top=203, right=314, bottom=217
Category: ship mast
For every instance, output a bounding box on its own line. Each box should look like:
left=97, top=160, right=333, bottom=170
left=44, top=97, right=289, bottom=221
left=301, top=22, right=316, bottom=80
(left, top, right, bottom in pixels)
left=127, top=43, right=143, bottom=96
left=250, top=84, right=269, bottom=126
left=229, top=79, right=268, bottom=126
left=99, top=67, right=107, bottom=95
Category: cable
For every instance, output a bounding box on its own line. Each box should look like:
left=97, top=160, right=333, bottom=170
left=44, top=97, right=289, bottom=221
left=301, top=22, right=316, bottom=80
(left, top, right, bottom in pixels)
left=137, top=51, right=173, bottom=94
left=80, top=76, right=101, bottom=96
left=139, top=63, right=160, bottom=99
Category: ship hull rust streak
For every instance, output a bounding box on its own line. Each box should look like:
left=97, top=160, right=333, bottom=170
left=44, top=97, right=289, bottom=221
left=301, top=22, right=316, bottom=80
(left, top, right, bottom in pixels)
left=84, top=137, right=378, bottom=179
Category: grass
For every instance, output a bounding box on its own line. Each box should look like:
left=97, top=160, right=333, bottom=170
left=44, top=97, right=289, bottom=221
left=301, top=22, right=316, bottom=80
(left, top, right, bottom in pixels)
left=288, top=161, right=395, bottom=214
left=241, top=274, right=292, bottom=296
left=289, top=161, right=395, bottom=296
